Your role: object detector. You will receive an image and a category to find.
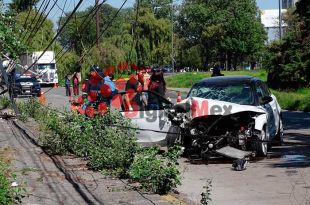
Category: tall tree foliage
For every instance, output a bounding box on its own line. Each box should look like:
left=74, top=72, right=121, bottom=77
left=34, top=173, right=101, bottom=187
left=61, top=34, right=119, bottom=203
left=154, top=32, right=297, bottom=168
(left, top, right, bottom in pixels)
left=0, top=1, right=25, bottom=58
left=9, top=0, right=39, bottom=12
left=58, top=3, right=172, bottom=69
left=177, top=0, right=266, bottom=70
left=14, top=10, right=56, bottom=52
left=265, top=0, right=309, bottom=89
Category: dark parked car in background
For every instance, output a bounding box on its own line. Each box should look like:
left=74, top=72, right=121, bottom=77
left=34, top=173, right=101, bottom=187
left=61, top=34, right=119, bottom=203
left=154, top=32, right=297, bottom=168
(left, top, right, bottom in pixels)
left=162, top=65, right=173, bottom=73
left=11, top=75, right=41, bottom=98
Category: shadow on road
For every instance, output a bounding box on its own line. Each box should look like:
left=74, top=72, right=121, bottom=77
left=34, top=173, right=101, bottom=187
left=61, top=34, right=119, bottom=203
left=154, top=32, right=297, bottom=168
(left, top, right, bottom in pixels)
left=282, top=110, right=310, bottom=130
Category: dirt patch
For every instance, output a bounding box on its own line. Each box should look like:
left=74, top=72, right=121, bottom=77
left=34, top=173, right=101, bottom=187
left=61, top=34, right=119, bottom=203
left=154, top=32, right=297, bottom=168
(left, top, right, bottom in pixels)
left=0, top=146, right=16, bottom=164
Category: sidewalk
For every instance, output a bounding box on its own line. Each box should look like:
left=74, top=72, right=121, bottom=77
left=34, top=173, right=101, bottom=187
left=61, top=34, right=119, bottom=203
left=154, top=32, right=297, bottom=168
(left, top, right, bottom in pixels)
left=0, top=117, right=172, bottom=205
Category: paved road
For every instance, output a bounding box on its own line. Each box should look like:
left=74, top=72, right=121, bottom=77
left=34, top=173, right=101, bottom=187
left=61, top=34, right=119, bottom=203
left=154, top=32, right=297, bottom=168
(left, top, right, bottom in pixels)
left=41, top=87, right=310, bottom=204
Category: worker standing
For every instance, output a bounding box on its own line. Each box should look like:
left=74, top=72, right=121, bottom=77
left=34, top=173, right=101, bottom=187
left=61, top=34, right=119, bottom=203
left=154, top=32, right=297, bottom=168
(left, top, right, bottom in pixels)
left=65, top=75, right=71, bottom=96
left=72, top=73, right=79, bottom=96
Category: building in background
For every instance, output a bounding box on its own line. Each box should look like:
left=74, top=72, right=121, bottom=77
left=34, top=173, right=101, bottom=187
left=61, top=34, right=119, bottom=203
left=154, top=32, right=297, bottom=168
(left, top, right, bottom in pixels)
left=261, top=9, right=287, bottom=43
left=282, top=0, right=298, bottom=9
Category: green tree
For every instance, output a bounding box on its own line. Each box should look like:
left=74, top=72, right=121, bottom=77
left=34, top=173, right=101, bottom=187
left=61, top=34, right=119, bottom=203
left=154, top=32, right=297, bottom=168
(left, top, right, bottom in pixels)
left=265, top=0, right=309, bottom=89
left=9, top=0, right=39, bottom=12
left=14, top=9, right=56, bottom=52
left=177, top=0, right=266, bottom=70
left=0, top=1, right=25, bottom=58
left=58, top=7, right=96, bottom=56
left=134, top=7, right=171, bottom=66
left=138, top=0, right=172, bottom=19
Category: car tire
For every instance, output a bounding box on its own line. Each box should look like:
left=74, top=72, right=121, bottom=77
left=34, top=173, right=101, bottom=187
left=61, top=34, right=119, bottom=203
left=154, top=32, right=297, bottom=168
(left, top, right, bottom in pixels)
left=273, top=118, right=284, bottom=146
left=166, top=126, right=181, bottom=148
left=254, top=127, right=268, bottom=157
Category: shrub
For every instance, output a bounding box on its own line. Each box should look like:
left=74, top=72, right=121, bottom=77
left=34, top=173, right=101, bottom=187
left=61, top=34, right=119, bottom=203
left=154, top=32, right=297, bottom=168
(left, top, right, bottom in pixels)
left=0, top=161, right=12, bottom=204
left=18, top=99, right=138, bottom=177
left=128, top=146, right=181, bottom=194
left=0, top=97, right=10, bottom=109
left=18, top=99, right=181, bottom=192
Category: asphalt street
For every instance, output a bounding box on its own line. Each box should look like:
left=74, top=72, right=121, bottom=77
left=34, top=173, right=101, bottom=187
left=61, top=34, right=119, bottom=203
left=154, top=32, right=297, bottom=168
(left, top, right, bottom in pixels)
left=40, top=86, right=310, bottom=205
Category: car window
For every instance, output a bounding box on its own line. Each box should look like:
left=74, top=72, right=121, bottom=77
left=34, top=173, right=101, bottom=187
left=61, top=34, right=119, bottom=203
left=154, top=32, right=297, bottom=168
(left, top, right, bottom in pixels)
left=15, top=77, right=38, bottom=83
left=119, top=91, right=172, bottom=112
left=261, top=82, right=271, bottom=96
left=255, top=82, right=269, bottom=101
left=36, top=64, right=55, bottom=70
left=188, top=83, right=254, bottom=105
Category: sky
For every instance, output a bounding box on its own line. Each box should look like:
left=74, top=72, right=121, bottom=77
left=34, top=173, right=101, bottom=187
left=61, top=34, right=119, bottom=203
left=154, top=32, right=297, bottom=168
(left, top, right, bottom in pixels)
left=3, top=0, right=280, bottom=27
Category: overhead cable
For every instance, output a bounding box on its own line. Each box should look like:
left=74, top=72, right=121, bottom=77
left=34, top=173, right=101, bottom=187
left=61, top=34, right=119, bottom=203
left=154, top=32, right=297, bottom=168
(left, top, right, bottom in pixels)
left=21, top=0, right=85, bottom=76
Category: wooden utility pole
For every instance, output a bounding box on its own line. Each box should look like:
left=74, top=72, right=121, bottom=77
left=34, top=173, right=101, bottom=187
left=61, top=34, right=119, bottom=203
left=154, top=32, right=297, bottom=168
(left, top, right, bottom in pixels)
left=96, top=0, right=100, bottom=48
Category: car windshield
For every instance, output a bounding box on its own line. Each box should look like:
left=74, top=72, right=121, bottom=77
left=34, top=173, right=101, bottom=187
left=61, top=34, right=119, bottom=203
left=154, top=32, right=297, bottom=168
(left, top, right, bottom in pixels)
left=188, top=82, right=254, bottom=105
left=36, top=64, right=55, bottom=70
left=16, top=77, right=38, bottom=83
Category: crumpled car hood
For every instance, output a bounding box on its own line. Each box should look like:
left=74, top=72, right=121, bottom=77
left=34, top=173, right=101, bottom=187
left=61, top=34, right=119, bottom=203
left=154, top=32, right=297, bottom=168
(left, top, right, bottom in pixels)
left=179, top=97, right=265, bottom=119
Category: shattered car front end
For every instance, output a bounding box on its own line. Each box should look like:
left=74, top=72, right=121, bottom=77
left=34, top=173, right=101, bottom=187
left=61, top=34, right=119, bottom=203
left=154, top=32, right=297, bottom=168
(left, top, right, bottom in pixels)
left=167, top=97, right=267, bottom=158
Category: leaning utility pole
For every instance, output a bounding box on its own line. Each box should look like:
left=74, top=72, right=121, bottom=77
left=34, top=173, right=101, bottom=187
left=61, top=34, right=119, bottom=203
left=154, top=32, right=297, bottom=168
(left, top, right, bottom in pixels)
left=96, top=0, right=100, bottom=48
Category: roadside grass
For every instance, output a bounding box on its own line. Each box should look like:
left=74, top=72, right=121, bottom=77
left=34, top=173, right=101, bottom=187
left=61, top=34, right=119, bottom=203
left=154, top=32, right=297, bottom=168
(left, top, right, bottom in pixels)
left=0, top=147, right=19, bottom=204
left=0, top=160, right=12, bottom=204
left=271, top=88, right=310, bottom=112
left=166, top=70, right=267, bottom=88
left=165, top=70, right=309, bottom=112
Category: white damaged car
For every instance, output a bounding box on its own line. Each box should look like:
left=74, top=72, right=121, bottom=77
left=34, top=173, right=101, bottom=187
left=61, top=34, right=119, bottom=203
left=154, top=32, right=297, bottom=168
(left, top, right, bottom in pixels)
left=166, top=76, right=283, bottom=158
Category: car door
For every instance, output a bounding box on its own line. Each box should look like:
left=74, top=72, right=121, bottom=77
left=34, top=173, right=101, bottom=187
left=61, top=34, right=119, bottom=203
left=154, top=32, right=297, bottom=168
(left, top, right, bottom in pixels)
left=261, top=82, right=280, bottom=135
left=255, top=81, right=277, bottom=138
left=118, top=91, right=173, bottom=145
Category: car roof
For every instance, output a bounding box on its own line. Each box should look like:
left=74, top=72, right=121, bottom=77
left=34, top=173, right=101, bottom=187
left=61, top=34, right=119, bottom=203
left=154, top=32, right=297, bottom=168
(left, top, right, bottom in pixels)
left=195, top=75, right=260, bottom=85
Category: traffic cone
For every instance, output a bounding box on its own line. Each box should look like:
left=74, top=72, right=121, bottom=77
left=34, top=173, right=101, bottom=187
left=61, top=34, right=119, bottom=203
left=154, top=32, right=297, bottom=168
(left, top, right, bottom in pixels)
left=39, top=91, right=46, bottom=105
left=177, top=92, right=182, bottom=103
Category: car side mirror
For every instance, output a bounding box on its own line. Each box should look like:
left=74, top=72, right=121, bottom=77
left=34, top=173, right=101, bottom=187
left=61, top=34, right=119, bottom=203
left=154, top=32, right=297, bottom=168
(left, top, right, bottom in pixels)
left=260, top=96, right=273, bottom=105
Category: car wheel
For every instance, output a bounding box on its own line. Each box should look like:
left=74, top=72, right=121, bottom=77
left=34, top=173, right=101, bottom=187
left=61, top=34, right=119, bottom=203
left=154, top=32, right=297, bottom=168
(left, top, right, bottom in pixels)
left=166, top=126, right=181, bottom=148
left=254, top=128, right=268, bottom=157
left=273, top=118, right=284, bottom=146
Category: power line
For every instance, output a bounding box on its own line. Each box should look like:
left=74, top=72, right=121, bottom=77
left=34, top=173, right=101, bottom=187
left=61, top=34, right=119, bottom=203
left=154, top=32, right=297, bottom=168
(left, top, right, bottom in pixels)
left=23, top=0, right=51, bottom=43
left=27, top=0, right=60, bottom=44
left=78, top=0, right=129, bottom=63
left=55, top=0, right=68, bottom=33
left=20, top=0, right=38, bottom=35
left=21, top=0, right=85, bottom=76
left=20, top=0, right=48, bottom=41
left=32, top=1, right=105, bottom=80
left=35, top=0, right=107, bottom=79
left=54, top=1, right=106, bottom=62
